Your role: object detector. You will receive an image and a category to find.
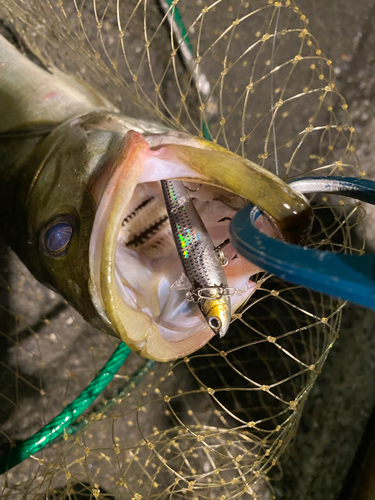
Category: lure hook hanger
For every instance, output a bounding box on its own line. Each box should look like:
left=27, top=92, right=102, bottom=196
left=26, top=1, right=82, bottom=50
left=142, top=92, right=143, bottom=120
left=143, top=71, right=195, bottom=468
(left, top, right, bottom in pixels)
left=230, top=176, right=375, bottom=311
left=215, top=238, right=231, bottom=267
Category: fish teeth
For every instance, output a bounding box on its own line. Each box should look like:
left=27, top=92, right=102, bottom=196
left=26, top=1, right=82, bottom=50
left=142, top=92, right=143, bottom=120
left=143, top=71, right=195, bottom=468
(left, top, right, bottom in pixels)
left=120, top=194, right=174, bottom=256
left=123, top=197, right=153, bottom=223
left=126, top=216, right=169, bottom=249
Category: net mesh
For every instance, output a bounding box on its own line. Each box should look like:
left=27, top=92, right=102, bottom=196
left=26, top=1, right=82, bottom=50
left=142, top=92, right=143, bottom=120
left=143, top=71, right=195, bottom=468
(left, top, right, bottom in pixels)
left=0, top=0, right=366, bottom=498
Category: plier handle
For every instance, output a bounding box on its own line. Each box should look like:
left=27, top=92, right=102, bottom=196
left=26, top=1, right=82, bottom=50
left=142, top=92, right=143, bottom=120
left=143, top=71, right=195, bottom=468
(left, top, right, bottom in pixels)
left=230, top=177, right=375, bottom=310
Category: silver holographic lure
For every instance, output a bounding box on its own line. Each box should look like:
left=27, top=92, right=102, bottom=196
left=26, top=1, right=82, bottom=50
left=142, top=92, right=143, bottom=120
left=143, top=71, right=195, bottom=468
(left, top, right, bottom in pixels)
left=161, top=179, right=231, bottom=338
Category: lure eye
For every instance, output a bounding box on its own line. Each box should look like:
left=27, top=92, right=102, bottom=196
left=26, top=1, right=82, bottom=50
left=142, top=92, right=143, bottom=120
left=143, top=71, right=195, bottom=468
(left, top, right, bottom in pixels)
left=209, top=316, right=222, bottom=330
left=44, top=221, right=73, bottom=257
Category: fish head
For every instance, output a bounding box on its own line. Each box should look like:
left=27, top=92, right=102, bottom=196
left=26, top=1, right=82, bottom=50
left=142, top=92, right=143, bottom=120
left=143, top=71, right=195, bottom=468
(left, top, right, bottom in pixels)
left=19, top=111, right=312, bottom=361
left=200, top=295, right=232, bottom=338
left=17, top=112, right=136, bottom=335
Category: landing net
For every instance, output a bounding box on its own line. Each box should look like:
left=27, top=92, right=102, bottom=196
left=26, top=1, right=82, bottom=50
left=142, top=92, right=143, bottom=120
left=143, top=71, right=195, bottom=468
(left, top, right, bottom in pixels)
left=0, top=1, right=365, bottom=499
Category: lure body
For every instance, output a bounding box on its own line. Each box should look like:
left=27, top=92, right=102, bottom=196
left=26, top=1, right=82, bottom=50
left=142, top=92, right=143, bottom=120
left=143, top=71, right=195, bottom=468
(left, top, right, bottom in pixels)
left=161, top=179, right=231, bottom=337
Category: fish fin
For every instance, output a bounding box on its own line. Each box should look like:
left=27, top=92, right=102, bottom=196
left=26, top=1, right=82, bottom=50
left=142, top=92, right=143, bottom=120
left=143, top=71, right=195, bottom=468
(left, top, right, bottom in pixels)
left=169, top=273, right=191, bottom=291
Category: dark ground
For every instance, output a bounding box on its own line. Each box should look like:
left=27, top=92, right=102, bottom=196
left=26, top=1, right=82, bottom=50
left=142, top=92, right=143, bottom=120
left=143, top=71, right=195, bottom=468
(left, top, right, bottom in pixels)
left=1, top=1, right=375, bottom=499
left=277, top=2, right=375, bottom=499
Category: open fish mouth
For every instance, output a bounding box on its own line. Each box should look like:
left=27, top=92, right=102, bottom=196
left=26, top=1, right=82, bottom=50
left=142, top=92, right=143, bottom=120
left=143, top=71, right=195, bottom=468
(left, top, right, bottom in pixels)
left=89, top=129, right=312, bottom=361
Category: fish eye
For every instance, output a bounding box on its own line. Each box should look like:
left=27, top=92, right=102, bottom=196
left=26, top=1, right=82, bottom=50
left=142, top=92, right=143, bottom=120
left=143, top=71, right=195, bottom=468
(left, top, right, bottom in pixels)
left=209, top=316, right=222, bottom=330
left=43, top=218, right=75, bottom=257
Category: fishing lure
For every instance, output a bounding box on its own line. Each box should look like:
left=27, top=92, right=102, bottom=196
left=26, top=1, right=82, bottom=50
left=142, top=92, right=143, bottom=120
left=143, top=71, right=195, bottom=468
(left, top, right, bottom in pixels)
left=161, top=179, right=231, bottom=338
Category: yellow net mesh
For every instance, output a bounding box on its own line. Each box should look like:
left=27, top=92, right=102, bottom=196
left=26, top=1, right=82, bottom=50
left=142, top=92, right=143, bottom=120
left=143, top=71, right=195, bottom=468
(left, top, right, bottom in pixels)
left=0, top=0, right=366, bottom=498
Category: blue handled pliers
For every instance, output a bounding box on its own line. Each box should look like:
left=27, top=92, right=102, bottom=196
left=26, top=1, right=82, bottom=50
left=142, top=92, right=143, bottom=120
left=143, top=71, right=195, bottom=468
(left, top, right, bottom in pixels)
left=230, top=177, right=375, bottom=310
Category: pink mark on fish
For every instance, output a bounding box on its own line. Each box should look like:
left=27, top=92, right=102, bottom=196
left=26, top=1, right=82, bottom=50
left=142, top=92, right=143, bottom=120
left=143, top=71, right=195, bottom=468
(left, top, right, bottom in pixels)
left=44, top=91, right=58, bottom=101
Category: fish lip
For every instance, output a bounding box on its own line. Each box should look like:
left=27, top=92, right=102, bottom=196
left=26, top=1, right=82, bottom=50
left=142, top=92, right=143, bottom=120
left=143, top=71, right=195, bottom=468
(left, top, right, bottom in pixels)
left=89, top=130, right=149, bottom=328
left=146, top=136, right=313, bottom=245
left=89, top=130, right=218, bottom=361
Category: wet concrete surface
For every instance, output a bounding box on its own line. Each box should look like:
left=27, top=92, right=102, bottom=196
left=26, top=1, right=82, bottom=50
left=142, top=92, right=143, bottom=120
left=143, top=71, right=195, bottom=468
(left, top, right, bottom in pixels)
left=1, top=1, right=375, bottom=499
left=278, top=3, right=375, bottom=499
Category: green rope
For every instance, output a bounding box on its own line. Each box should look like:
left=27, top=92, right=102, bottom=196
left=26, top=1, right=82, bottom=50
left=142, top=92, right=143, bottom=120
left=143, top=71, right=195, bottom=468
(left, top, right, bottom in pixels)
left=62, top=358, right=155, bottom=438
left=202, top=122, right=211, bottom=141
left=0, top=342, right=131, bottom=474
left=164, top=0, right=212, bottom=141
left=165, top=0, right=193, bottom=54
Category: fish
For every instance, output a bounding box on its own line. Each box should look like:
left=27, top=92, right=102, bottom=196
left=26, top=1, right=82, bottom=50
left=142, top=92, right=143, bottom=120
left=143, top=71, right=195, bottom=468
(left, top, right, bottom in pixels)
left=0, top=33, right=313, bottom=362
left=161, top=179, right=231, bottom=338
